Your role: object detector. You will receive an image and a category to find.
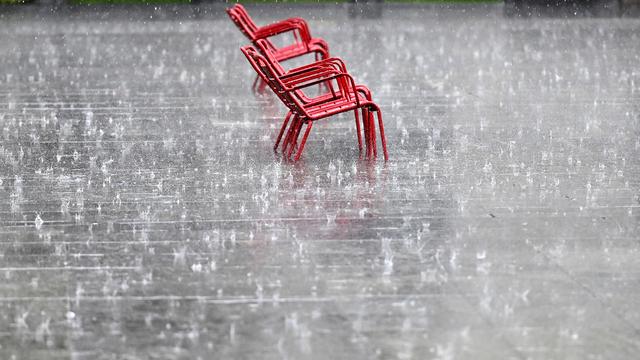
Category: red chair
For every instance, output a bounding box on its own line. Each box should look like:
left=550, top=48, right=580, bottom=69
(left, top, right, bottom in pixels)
left=226, top=4, right=329, bottom=63
left=255, top=39, right=371, bottom=103
left=241, top=46, right=388, bottom=162
left=253, top=38, right=377, bottom=153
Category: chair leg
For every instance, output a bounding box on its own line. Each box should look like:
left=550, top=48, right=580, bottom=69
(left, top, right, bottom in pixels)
left=291, top=120, right=305, bottom=160
left=370, top=110, right=377, bottom=159
left=362, top=108, right=371, bottom=158
left=281, top=117, right=293, bottom=154
left=287, top=119, right=304, bottom=160
left=365, top=107, right=375, bottom=159
left=283, top=116, right=300, bottom=155
left=251, top=75, right=260, bottom=92
left=376, top=109, right=389, bottom=161
left=362, top=107, right=371, bottom=158
left=369, top=111, right=378, bottom=159
left=294, top=122, right=314, bottom=161
left=275, top=112, right=292, bottom=151
left=354, top=110, right=363, bottom=152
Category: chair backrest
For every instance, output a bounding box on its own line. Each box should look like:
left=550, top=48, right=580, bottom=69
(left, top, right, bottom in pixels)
left=255, top=39, right=287, bottom=76
left=240, top=46, right=306, bottom=117
left=226, top=5, right=258, bottom=40
left=232, top=4, right=254, bottom=24
left=256, top=39, right=350, bottom=106
left=240, top=45, right=269, bottom=85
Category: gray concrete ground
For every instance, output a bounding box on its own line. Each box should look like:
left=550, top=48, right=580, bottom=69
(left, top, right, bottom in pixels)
left=1, top=3, right=640, bottom=359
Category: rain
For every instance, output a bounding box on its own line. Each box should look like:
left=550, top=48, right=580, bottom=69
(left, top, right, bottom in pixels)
left=1, top=1, right=640, bottom=359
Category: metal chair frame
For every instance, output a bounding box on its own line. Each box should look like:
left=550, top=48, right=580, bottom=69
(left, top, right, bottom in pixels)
left=254, top=39, right=378, bottom=155
left=226, top=4, right=329, bottom=63
left=241, top=46, right=388, bottom=162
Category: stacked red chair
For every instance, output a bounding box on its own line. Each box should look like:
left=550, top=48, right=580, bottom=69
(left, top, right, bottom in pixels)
left=227, top=5, right=388, bottom=161
left=226, top=4, right=329, bottom=63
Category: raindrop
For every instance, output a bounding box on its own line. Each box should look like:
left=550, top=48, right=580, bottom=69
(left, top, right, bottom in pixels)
left=34, top=214, right=44, bottom=230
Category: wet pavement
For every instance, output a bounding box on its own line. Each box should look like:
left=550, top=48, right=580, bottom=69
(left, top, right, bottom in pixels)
left=1, top=3, right=640, bottom=359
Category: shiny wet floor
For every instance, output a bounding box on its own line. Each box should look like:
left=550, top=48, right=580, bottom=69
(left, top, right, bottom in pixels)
left=1, top=3, right=639, bottom=359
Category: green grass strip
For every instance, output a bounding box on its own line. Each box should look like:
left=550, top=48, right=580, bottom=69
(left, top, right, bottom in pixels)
left=236, top=0, right=346, bottom=3
left=70, top=0, right=192, bottom=5
left=386, top=0, right=500, bottom=2
left=5, top=0, right=502, bottom=5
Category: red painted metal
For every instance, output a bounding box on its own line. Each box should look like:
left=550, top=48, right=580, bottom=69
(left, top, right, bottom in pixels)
left=256, top=39, right=372, bottom=108
left=240, top=45, right=388, bottom=161
left=254, top=38, right=376, bottom=155
left=226, top=4, right=329, bottom=63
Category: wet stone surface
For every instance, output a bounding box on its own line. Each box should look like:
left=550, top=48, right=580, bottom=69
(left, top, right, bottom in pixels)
left=1, top=4, right=640, bottom=359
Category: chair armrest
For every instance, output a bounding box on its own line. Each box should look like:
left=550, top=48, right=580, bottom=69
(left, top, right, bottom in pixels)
left=281, top=63, right=344, bottom=84
left=287, top=72, right=360, bottom=107
left=281, top=58, right=348, bottom=88
left=284, top=57, right=347, bottom=77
